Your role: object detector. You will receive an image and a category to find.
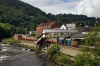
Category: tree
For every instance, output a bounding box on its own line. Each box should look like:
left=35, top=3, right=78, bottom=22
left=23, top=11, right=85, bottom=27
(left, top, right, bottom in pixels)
left=32, top=14, right=50, bottom=24
left=84, top=26, right=100, bottom=46
left=47, top=44, right=71, bottom=65
left=74, top=24, right=100, bottom=66
left=56, top=54, right=70, bottom=65
left=47, top=44, right=60, bottom=59
left=76, top=21, right=85, bottom=27
left=74, top=53, right=95, bottom=66
left=0, top=23, right=16, bottom=40
left=15, top=27, right=28, bottom=34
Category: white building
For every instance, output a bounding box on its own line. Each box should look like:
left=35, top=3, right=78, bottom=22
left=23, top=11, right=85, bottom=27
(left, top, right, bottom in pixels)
left=60, top=24, right=67, bottom=29
left=60, top=23, right=76, bottom=30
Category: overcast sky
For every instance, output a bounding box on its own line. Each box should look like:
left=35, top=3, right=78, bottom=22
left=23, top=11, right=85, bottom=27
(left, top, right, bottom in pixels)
left=21, top=0, right=100, bottom=17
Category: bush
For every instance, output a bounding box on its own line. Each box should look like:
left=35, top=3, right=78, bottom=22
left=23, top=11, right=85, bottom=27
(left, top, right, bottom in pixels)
left=74, top=53, right=95, bottom=66
left=2, top=38, right=20, bottom=45
left=47, top=44, right=60, bottom=59
left=29, top=46, right=35, bottom=52
left=53, top=53, right=60, bottom=61
left=80, top=47, right=91, bottom=52
left=47, top=44, right=71, bottom=65
left=92, top=46, right=100, bottom=56
left=56, top=54, right=70, bottom=65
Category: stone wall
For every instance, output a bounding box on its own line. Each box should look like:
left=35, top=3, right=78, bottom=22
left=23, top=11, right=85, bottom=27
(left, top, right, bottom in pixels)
left=19, top=40, right=81, bottom=57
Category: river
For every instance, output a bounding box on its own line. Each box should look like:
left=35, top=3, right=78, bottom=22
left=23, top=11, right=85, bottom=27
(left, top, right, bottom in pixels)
left=0, top=44, right=57, bottom=66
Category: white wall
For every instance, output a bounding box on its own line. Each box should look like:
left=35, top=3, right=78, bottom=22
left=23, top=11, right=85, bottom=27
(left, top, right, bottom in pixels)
left=60, top=24, right=67, bottom=29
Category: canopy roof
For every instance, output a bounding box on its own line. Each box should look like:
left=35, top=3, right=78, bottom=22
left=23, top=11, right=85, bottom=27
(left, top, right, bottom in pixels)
left=71, top=34, right=85, bottom=39
left=43, top=29, right=78, bottom=33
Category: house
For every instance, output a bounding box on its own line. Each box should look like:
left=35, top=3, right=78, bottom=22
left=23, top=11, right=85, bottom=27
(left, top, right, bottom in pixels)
left=60, top=23, right=90, bottom=34
left=59, top=23, right=91, bottom=46
left=60, top=24, right=67, bottom=29
left=76, top=27, right=90, bottom=34
left=13, top=34, right=36, bottom=41
left=13, top=34, right=23, bottom=40
left=36, top=21, right=60, bottom=35
left=29, top=30, right=36, bottom=35
left=60, top=23, right=76, bottom=30
left=66, top=23, right=76, bottom=30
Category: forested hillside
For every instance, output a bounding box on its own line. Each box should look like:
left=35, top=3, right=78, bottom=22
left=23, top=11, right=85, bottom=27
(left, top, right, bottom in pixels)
left=0, top=0, right=50, bottom=31
left=0, top=0, right=100, bottom=34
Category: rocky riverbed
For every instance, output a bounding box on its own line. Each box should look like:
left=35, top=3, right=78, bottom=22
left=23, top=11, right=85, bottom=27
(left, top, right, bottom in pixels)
left=0, top=44, right=57, bottom=66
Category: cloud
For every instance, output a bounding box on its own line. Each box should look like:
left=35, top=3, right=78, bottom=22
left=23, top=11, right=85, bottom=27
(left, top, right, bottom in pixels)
left=20, top=0, right=100, bottom=17
left=77, top=0, right=100, bottom=17
left=20, top=0, right=81, bottom=14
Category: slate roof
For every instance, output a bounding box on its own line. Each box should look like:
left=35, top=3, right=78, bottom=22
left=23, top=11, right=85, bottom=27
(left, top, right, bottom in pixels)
left=76, top=27, right=90, bottom=34
left=71, top=34, right=85, bottom=38
left=43, top=29, right=78, bottom=33
left=66, top=23, right=76, bottom=27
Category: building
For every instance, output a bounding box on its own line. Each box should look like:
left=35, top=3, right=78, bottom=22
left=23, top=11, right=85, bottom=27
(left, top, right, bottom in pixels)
left=58, top=23, right=91, bottom=46
left=13, top=34, right=36, bottom=41
left=29, top=30, right=36, bottom=35
left=60, top=24, right=67, bottom=29
left=13, top=34, right=23, bottom=40
left=60, top=23, right=76, bottom=30
left=66, top=23, right=76, bottom=30
left=36, top=21, right=60, bottom=35
left=76, top=27, right=90, bottom=34
left=60, top=23, right=90, bottom=34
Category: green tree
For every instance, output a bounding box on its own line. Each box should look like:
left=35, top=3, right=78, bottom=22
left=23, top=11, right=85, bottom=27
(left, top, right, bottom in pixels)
left=74, top=25, right=100, bottom=66
left=56, top=54, right=70, bottom=65
left=2, top=38, right=19, bottom=45
left=76, top=21, right=85, bottom=27
left=84, top=26, right=100, bottom=46
left=74, top=53, right=95, bottom=66
left=47, top=44, right=60, bottom=59
left=32, top=14, right=50, bottom=24
left=0, top=23, right=16, bottom=40
left=15, top=27, right=28, bottom=34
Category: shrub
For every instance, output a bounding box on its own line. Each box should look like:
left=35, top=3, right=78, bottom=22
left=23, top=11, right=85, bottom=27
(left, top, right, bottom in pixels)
left=29, top=46, right=35, bottom=52
left=53, top=53, right=60, bottom=61
left=47, top=44, right=60, bottom=59
left=80, top=47, right=91, bottom=52
left=56, top=54, right=70, bottom=65
left=47, top=44, right=72, bottom=65
left=2, top=38, right=20, bottom=45
left=74, top=53, right=95, bottom=66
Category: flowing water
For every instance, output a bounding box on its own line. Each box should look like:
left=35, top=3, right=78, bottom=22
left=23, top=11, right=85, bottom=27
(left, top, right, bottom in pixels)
left=0, top=44, right=57, bottom=66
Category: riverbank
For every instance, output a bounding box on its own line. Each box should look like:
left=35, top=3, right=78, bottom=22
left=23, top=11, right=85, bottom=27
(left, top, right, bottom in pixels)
left=1, top=38, right=80, bottom=66
left=0, top=44, right=59, bottom=66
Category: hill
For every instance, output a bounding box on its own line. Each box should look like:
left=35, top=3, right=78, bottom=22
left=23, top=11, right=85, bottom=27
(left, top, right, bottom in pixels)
left=0, top=0, right=46, bottom=16
left=0, top=0, right=99, bottom=32
left=0, top=0, right=51, bottom=30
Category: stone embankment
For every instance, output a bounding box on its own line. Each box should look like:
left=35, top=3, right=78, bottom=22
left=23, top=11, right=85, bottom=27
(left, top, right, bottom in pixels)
left=19, top=40, right=81, bottom=57
left=20, top=40, right=37, bottom=47
left=59, top=45, right=81, bottom=57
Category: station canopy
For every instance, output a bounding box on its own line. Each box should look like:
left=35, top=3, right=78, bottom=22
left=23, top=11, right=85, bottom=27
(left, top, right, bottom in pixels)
left=43, top=29, right=78, bottom=33
left=71, top=34, right=85, bottom=39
